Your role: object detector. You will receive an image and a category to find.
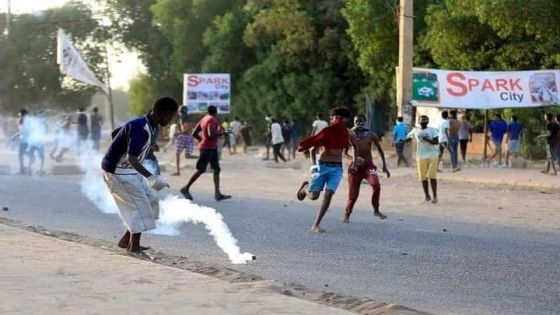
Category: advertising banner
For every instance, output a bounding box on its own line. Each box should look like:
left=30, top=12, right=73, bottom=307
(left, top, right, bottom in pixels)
left=412, top=68, right=560, bottom=109
left=183, top=73, right=231, bottom=114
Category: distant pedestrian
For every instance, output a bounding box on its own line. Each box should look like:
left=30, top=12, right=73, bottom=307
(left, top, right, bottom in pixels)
left=538, top=113, right=559, bottom=176
left=171, top=123, right=194, bottom=176
left=16, top=109, right=29, bottom=174
left=487, top=113, right=507, bottom=167
left=271, top=118, right=287, bottom=163
left=438, top=110, right=450, bottom=171
left=221, top=119, right=233, bottom=155
left=448, top=110, right=460, bottom=171
left=392, top=116, right=409, bottom=167
left=263, top=115, right=272, bottom=160
left=281, top=119, right=292, bottom=160
left=163, top=122, right=178, bottom=152
left=27, top=112, right=48, bottom=176
left=230, top=117, right=242, bottom=154
left=90, top=107, right=103, bottom=151
left=406, top=115, right=440, bottom=203
left=311, top=113, right=328, bottom=136
left=50, top=115, right=72, bottom=162
left=76, top=108, right=89, bottom=152
left=180, top=105, right=231, bottom=201
left=240, top=121, right=252, bottom=154
left=458, top=112, right=473, bottom=164
left=505, top=115, right=523, bottom=167
left=289, top=119, right=300, bottom=160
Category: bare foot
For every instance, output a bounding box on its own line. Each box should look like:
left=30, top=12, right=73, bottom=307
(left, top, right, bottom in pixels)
left=296, top=181, right=309, bottom=201
left=342, top=214, right=350, bottom=223
left=423, top=196, right=431, bottom=203
left=215, top=194, right=232, bottom=201
left=171, top=172, right=180, bottom=176
left=374, top=211, right=387, bottom=219
left=180, top=188, right=193, bottom=200
left=127, top=245, right=150, bottom=252
left=310, top=225, right=325, bottom=233
left=431, top=197, right=438, bottom=204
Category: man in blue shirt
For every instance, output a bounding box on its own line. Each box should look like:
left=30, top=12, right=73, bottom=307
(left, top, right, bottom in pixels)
left=102, top=97, right=178, bottom=252
left=505, top=115, right=523, bottom=167
left=487, top=113, right=508, bottom=166
left=392, top=116, right=409, bottom=167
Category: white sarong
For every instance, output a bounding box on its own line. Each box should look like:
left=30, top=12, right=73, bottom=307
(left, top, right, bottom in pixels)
left=103, top=172, right=159, bottom=233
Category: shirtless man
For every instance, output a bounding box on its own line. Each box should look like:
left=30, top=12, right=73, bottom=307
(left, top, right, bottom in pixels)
left=343, top=114, right=390, bottom=222
left=296, top=107, right=358, bottom=233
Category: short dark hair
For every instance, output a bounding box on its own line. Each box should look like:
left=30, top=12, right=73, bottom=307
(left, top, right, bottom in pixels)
left=450, top=110, right=457, bottom=118
left=512, top=115, right=518, bottom=121
left=397, top=116, right=403, bottom=122
left=419, top=115, right=429, bottom=122
left=19, top=109, right=28, bottom=116
left=153, top=97, right=179, bottom=115
left=316, top=113, right=323, bottom=119
left=79, top=108, right=85, bottom=112
left=495, top=113, right=502, bottom=119
left=546, top=113, right=554, bottom=121
left=207, top=105, right=217, bottom=115
left=330, top=106, right=352, bottom=118
left=441, top=110, right=449, bottom=119
left=356, top=114, right=366, bottom=120
left=92, top=107, right=98, bottom=112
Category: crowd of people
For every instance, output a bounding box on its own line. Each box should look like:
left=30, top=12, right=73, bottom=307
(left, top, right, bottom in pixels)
left=8, top=107, right=103, bottom=175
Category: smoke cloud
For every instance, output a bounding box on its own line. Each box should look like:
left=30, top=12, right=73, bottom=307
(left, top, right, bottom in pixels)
left=79, top=151, right=253, bottom=264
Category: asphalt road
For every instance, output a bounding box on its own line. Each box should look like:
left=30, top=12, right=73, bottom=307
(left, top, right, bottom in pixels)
left=1, top=175, right=559, bottom=315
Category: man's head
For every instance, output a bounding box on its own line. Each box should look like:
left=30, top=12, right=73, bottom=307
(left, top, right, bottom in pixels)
left=545, top=112, right=554, bottom=122
left=270, top=117, right=277, bottom=123
left=207, top=105, right=218, bottom=116
left=235, top=116, right=240, bottom=121
left=152, top=97, right=179, bottom=126
left=330, top=106, right=352, bottom=123
left=92, top=107, right=98, bottom=113
left=397, top=116, right=403, bottom=123
left=494, top=113, right=502, bottom=120
left=316, top=113, right=323, bottom=120
left=441, top=110, right=449, bottom=119
left=461, top=112, right=469, bottom=120
left=450, top=110, right=457, bottom=119
left=512, top=115, right=518, bottom=122
left=419, top=115, right=429, bottom=129
left=78, top=108, right=85, bottom=112
left=354, top=114, right=367, bottom=128
left=18, top=109, right=28, bottom=118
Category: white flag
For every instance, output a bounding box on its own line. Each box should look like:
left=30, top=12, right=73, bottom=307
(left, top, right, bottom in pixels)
left=57, top=28, right=109, bottom=94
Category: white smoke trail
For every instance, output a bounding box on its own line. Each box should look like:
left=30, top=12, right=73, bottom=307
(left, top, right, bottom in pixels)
left=153, top=195, right=254, bottom=264
left=79, top=151, right=254, bottom=264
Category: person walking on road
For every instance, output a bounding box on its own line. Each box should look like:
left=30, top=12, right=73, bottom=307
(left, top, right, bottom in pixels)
left=90, top=107, right=103, bottom=151
left=458, top=112, right=473, bottom=164
left=171, top=123, right=194, bottom=176
left=405, top=115, right=440, bottom=203
left=392, top=116, right=409, bottom=167
left=240, top=121, right=252, bottom=154
left=344, top=114, right=390, bottom=223
left=505, top=115, right=523, bottom=167
left=296, top=107, right=358, bottom=233
left=15, top=109, right=29, bottom=174
left=539, top=113, right=559, bottom=176
left=180, top=105, right=232, bottom=201
left=230, top=117, right=242, bottom=154
left=270, top=117, right=287, bottom=163
left=76, top=108, right=89, bottom=153
left=487, top=113, right=508, bottom=167
left=448, top=110, right=461, bottom=172
left=101, top=97, right=177, bottom=252
left=438, top=110, right=450, bottom=171
left=290, top=119, right=300, bottom=160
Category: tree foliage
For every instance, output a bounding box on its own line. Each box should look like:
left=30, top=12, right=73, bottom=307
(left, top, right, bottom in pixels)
left=0, top=2, right=107, bottom=113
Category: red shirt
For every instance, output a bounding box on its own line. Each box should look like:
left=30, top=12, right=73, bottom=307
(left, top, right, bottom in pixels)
left=297, top=117, right=349, bottom=151
left=198, top=114, right=221, bottom=150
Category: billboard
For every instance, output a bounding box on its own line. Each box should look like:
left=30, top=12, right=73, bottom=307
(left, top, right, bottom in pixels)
left=183, top=73, right=231, bottom=113
left=412, top=68, right=560, bottom=109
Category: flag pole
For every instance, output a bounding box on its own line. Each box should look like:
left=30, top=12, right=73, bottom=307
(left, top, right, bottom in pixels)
left=104, top=43, right=115, bottom=129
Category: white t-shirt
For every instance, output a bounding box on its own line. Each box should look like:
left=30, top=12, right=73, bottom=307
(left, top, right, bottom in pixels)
left=407, top=127, right=439, bottom=160
left=230, top=120, right=242, bottom=136
left=271, top=122, right=284, bottom=145
left=312, top=119, right=328, bottom=135
left=438, top=119, right=449, bottom=143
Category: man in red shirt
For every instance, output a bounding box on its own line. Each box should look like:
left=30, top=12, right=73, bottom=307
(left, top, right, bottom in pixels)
left=180, top=105, right=231, bottom=201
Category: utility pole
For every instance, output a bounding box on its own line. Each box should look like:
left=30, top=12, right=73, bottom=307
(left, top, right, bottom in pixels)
left=104, top=44, right=115, bottom=129
left=396, top=0, right=414, bottom=124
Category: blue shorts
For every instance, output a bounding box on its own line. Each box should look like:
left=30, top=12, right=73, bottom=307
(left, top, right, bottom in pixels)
left=308, top=161, right=343, bottom=193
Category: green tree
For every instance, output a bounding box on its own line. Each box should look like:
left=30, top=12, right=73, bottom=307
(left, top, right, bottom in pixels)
left=128, top=73, right=154, bottom=115
left=0, top=2, right=107, bottom=113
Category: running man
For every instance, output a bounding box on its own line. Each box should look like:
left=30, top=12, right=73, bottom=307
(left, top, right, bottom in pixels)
left=405, top=115, right=440, bottom=203
left=101, top=97, right=178, bottom=252
left=171, top=123, right=194, bottom=176
left=343, top=114, right=390, bottom=223
left=180, top=105, right=231, bottom=201
left=392, top=116, right=409, bottom=167
left=296, top=107, right=358, bottom=233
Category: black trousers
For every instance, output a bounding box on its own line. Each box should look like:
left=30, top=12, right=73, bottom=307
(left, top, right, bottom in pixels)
left=273, top=143, right=287, bottom=162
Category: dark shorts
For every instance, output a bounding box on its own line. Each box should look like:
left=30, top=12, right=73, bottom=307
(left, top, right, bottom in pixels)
left=196, top=149, right=220, bottom=172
